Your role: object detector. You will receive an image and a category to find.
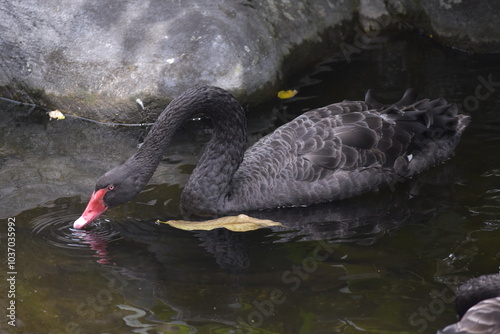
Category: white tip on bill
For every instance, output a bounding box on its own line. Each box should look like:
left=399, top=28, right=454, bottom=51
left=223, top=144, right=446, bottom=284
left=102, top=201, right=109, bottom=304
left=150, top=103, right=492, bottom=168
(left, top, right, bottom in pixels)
left=73, top=216, right=89, bottom=229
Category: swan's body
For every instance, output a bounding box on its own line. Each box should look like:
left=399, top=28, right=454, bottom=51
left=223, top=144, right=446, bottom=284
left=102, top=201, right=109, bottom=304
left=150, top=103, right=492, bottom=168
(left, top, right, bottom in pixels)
left=74, top=86, right=470, bottom=229
left=439, top=274, right=500, bottom=334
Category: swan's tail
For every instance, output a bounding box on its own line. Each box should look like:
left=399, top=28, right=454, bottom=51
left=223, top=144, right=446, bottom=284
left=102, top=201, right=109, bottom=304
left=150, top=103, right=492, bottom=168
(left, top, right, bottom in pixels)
left=366, top=89, right=471, bottom=175
left=365, top=88, right=418, bottom=108
left=366, top=89, right=471, bottom=139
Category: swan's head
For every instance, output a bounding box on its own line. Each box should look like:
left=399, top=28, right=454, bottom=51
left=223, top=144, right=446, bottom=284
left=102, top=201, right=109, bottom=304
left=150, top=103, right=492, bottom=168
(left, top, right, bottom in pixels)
left=73, top=165, right=145, bottom=229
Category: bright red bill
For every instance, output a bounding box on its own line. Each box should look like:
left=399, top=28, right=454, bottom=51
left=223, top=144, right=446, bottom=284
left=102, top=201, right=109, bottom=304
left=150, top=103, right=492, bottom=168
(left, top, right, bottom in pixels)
left=73, top=188, right=109, bottom=229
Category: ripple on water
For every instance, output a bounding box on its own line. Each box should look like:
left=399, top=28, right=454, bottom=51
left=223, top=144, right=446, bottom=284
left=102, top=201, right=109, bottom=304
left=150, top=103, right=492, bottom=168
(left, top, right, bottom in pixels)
left=31, top=210, right=123, bottom=264
left=481, top=169, right=500, bottom=177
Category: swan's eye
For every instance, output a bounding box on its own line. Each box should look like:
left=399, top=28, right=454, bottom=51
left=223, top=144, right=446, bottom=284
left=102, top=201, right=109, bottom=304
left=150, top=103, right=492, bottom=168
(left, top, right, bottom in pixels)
left=107, top=185, right=115, bottom=191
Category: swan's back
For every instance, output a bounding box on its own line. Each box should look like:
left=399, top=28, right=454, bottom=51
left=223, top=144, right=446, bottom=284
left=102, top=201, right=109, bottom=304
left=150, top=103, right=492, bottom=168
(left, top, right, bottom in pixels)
left=224, top=89, right=470, bottom=213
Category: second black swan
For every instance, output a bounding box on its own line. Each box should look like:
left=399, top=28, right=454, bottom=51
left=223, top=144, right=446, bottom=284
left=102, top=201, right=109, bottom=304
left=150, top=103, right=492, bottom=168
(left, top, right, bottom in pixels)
left=74, top=86, right=470, bottom=229
left=439, top=274, right=500, bottom=333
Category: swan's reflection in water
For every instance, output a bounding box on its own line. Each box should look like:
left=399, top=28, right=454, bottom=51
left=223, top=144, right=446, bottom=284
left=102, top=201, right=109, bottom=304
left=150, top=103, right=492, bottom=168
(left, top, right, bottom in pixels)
left=31, top=209, right=121, bottom=264
left=73, top=229, right=114, bottom=265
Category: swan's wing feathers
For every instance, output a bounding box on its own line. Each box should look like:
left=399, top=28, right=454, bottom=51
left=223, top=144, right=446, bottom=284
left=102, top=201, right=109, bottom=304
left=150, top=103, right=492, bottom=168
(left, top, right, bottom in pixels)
left=336, top=111, right=366, bottom=123
left=286, top=93, right=464, bottom=182
left=292, top=108, right=391, bottom=181
left=394, top=88, right=418, bottom=107
left=241, top=92, right=468, bottom=186
left=303, top=140, right=345, bottom=169
left=332, top=125, right=378, bottom=150
left=363, top=114, right=383, bottom=130
left=312, top=101, right=371, bottom=117
left=229, top=89, right=469, bottom=213
left=364, top=89, right=384, bottom=108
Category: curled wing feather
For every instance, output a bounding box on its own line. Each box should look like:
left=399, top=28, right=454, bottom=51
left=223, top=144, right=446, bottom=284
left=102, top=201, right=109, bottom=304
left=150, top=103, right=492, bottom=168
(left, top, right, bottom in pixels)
left=287, top=102, right=408, bottom=181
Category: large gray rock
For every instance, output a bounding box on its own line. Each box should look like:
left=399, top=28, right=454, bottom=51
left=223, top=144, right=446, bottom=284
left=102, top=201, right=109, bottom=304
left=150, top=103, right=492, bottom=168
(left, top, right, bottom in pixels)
left=0, top=0, right=499, bottom=122
left=408, top=0, right=500, bottom=54
left=0, top=0, right=354, bottom=122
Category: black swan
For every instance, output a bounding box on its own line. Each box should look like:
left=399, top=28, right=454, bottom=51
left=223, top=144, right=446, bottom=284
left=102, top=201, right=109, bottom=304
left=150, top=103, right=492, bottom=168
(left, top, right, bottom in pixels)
left=74, top=86, right=470, bottom=229
left=439, top=274, right=500, bottom=333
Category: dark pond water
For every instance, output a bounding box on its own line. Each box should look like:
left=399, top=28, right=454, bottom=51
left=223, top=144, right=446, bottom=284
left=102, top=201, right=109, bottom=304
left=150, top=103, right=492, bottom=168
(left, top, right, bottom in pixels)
left=1, top=32, right=500, bottom=334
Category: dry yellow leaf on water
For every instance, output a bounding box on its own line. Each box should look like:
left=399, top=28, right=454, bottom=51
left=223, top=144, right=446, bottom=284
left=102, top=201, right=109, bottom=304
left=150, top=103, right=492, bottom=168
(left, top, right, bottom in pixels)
left=277, top=89, right=298, bottom=99
left=158, top=214, right=282, bottom=232
left=47, top=110, right=66, bottom=120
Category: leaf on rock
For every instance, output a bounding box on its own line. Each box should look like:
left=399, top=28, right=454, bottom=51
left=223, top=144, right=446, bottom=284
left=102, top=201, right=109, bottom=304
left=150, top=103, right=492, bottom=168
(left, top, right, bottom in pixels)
left=158, top=214, right=282, bottom=232
left=277, top=89, right=298, bottom=100
left=47, top=110, right=66, bottom=120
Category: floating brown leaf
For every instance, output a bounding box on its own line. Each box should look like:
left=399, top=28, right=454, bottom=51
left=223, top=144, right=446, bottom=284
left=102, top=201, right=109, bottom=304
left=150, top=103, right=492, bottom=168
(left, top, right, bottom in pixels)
left=158, top=214, right=282, bottom=232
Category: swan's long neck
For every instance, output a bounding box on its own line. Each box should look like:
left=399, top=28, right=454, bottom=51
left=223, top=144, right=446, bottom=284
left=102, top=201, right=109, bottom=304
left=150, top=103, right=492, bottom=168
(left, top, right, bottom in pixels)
left=130, top=86, right=247, bottom=214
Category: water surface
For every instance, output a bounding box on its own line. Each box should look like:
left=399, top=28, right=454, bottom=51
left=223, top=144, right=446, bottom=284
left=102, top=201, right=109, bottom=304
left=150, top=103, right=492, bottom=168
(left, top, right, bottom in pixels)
left=1, top=33, right=500, bottom=333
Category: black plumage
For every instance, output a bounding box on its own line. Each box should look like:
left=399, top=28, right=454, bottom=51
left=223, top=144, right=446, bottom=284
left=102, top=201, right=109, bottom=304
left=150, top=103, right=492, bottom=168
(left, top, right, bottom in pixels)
left=439, top=274, right=500, bottom=334
left=74, top=86, right=470, bottom=228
